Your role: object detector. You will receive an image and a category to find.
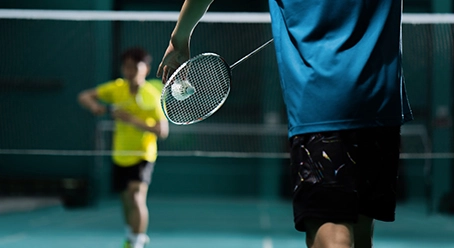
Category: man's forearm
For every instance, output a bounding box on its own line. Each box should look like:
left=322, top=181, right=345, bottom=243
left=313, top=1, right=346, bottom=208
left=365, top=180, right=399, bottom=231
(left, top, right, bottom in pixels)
left=130, top=118, right=168, bottom=139
left=171, top=0, right=214, bottom=46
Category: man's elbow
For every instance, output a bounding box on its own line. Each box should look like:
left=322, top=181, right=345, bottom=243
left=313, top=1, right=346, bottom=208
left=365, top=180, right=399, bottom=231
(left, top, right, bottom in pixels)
left=77, top=92, right=87, bottom=105
left=78, top=89, right=93, bottom=104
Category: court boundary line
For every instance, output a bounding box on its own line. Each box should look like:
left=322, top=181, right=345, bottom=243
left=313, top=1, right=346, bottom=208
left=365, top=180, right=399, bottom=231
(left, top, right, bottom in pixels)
left=263, top=237, right=273, bottom=248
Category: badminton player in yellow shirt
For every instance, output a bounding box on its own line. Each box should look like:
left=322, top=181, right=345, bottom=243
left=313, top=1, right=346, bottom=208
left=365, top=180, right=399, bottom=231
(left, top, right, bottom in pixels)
left=78, top=47, right=168, bottom=248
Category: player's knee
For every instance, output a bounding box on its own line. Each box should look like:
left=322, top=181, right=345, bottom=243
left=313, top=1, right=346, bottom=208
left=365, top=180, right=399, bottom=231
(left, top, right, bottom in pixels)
left=125, top=182, right=148, bottom=205
left=304, top=219, right=353, bottom=248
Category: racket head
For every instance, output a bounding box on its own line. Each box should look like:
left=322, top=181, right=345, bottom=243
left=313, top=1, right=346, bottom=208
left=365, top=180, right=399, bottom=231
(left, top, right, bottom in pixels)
left=161, top=53, right=231, bottom=125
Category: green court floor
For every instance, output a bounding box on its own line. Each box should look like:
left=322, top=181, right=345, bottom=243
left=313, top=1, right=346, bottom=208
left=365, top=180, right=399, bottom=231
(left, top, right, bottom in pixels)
left=0, top=197, right=454, bottom=248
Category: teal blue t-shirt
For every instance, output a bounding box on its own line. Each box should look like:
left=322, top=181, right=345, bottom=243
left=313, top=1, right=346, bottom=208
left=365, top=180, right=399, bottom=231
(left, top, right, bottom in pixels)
left=269, top=0, right=413, bottom=137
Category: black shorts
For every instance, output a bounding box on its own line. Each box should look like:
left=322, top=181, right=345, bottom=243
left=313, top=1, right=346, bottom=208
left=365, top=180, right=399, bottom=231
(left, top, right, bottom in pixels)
left=112, top=160, right=155, bottom=192
left=290, top=126, right=401, bottom=232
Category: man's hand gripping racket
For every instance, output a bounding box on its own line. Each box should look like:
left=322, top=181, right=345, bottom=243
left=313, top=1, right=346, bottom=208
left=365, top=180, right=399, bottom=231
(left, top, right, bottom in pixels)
left=157, top=39, right=274, bottom=125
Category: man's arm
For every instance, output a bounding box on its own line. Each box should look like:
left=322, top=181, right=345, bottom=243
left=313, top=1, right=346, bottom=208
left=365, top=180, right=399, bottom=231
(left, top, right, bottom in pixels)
left=111, top=109, right=169, bottom=139
left=155, top=119, right=169, bottom=139
left=156, top=0, right=214, bottom=82
left=78, top=89, right=107, bottom=116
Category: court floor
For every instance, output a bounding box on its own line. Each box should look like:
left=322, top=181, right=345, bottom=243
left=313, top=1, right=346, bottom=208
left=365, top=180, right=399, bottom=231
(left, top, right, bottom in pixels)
left=0, top=197, right=453, bottom=248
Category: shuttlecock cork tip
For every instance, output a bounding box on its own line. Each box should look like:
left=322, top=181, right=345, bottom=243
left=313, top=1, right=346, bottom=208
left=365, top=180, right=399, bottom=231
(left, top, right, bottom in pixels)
left=186, top=86, right=195, bottom=95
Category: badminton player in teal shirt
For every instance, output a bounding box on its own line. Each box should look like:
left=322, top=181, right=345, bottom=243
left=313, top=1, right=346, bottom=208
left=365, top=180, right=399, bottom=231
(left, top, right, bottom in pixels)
left=157, top=1, right=413, bottom=247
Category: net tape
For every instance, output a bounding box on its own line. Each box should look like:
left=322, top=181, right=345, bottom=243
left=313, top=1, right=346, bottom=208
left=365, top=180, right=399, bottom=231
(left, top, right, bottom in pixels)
left=1, top=10, right=453, bottom=24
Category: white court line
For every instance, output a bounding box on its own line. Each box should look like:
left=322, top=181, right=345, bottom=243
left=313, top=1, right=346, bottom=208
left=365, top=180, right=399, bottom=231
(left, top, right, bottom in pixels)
left=0, top=233, right=27, bottom=245
left=263, top=237, right=274, bottom=248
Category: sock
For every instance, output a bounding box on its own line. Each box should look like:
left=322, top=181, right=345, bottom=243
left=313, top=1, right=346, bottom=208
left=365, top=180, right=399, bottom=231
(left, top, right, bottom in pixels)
left=128, top=233, right=149, bottom=248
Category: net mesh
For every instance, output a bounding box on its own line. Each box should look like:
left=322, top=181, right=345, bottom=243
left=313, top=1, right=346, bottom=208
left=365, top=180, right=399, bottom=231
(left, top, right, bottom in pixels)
left=0, top=11, right=452, bottom=159
left=0, top=11, right=282, bottom=158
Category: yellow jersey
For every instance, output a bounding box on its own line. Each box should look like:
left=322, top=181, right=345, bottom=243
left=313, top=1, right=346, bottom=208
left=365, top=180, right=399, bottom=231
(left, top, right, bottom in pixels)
left=96, top=78, right=165, bottom=166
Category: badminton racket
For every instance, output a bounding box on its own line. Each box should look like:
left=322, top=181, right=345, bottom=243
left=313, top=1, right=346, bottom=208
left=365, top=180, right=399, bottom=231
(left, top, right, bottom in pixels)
left=161, top=38, right=274, bottom=125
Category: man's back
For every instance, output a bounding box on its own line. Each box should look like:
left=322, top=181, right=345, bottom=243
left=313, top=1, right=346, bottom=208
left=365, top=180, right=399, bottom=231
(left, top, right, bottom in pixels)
left=269, top=0, right=412, bottom=137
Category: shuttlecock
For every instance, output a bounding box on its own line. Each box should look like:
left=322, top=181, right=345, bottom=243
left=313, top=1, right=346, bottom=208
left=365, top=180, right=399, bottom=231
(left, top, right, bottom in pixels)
left=171, top=79, right=195, bottom=101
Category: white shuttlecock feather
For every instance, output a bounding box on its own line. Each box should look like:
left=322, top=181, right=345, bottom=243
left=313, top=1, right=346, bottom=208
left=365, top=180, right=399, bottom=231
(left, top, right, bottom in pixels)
left=171, top=79, right=195, bottom=101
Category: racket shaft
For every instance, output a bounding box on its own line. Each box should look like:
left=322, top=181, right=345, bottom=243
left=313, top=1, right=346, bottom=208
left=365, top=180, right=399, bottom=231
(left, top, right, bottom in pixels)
left=230, top=39, right=274, bottom=70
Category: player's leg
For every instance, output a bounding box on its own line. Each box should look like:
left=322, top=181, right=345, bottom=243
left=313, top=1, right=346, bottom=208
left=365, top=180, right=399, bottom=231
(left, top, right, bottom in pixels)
left=120, top=193, right=132, bottom=236
left=122, top=181, right=149, bottom=234
left=127, top=161, right=154, bottom=248
left=122, top=182, right=150, bottom=248
left=305, top=215, right=372, bottom=248
left=114, top=161, right=155, bottom=248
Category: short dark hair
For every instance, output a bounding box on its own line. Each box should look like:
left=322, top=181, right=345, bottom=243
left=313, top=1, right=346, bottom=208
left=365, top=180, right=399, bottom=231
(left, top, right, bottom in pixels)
left=121, top=47, right=152, bottom=65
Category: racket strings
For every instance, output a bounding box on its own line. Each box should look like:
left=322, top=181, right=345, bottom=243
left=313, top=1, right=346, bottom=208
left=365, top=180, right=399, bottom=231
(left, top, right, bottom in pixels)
left=194, top=57, right=228, bottom=114
left=162, top=54, right=231, bottom=124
